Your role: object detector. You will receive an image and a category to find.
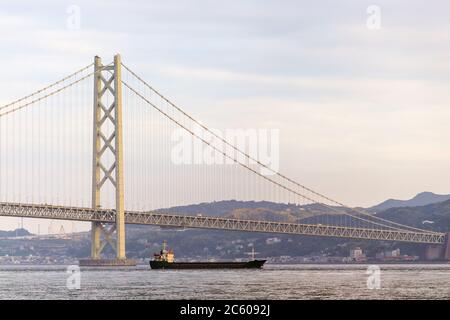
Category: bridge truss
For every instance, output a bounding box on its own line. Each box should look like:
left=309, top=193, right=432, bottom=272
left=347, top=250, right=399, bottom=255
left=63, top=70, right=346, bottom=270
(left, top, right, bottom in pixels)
left=0, top=202, right=444, bottom=244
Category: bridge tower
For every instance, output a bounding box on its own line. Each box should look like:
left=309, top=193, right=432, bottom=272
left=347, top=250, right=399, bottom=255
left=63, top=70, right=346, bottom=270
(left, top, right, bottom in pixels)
left=80, top=54, right=134, bottom=266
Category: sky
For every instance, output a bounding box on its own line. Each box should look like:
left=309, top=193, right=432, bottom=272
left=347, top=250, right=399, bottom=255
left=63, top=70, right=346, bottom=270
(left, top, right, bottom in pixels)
left=0, top=0, right=450, bottom=233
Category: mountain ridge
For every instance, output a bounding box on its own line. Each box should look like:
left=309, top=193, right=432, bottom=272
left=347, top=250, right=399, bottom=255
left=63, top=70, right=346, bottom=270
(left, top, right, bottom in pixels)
left=369, top=192, right=450, bottom=212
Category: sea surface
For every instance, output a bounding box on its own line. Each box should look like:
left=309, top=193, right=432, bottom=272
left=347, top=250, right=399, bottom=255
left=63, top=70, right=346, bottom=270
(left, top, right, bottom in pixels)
left=0, top=264, right=449, bottom=300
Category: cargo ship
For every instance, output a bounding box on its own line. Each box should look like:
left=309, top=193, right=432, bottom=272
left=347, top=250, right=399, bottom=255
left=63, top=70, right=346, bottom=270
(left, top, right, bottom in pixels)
left=150, top=241, right=266, bottom=269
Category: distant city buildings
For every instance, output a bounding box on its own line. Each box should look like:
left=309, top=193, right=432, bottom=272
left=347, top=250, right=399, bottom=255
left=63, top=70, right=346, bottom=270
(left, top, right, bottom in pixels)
left=0, top=228, right=422, bottom=264
left=265, top=237, right=281, bottom=245
left=375, top=248, right=418, bottom=261
left=376, top=248, right=400, bottom=259
left=349, top=247, right=367, bottom=262
left=0, top=254, right=78, bottom=265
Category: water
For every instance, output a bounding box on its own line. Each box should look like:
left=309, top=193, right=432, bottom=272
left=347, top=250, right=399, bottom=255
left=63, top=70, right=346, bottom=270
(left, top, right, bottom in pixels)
left=0, top=264, right=449, bottom=299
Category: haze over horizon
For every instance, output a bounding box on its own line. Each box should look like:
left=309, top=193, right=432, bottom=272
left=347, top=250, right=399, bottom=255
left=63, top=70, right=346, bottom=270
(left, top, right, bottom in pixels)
left=1, top=0, right=450, bottom=233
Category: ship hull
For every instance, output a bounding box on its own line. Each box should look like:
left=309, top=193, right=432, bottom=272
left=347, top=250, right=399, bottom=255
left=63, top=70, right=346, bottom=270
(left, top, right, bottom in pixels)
left=150, top=260, right=266, bottom=269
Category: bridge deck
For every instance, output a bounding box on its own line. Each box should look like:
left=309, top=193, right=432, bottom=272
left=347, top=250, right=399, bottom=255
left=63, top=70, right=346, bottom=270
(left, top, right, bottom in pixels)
left=0, top=202, right=445, bottom=244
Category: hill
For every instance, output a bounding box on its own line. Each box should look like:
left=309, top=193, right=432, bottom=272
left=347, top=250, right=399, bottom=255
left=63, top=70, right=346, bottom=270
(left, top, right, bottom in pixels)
left=375, top=199, right=450, bottom=233
left=3, top=198, right=450, bottom=261
left=123, top=198, right=450, bottom=259
left=0, top=228, right=31, bottom=238
left=369, top=192, right=450, bottom=212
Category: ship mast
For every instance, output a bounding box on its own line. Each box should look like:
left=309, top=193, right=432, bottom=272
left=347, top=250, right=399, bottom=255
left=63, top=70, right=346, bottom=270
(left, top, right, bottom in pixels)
left=246, top=247, right=259, bottom=260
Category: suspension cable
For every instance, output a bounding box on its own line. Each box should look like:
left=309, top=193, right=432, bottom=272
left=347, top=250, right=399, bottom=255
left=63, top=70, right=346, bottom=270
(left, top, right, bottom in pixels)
left=0, top=63, right=93, bottom=113
left=0, top=63, right=111, bottom=118
left=121, top=79, right=429, bottom=232
left=1, top=61, right=434, bottom=233
left=121, top=64, right=438, bottom=234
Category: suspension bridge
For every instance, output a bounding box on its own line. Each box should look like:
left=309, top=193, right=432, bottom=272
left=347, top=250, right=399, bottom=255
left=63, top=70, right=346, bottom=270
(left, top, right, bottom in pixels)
left=0, top=54, right=448, bottom=265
